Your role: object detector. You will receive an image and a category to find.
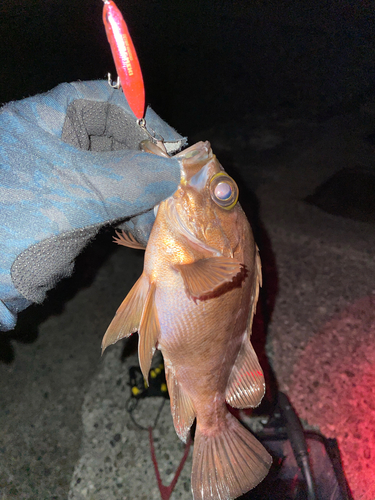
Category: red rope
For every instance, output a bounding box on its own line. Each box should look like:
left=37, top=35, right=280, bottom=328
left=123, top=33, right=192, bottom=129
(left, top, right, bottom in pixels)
left=149, top=426, right=192, bottom=500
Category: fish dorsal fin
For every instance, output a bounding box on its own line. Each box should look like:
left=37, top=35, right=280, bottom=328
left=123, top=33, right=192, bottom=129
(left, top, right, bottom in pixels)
left=113, top=230, right=146, bottom=250
left=225, top=336, right=265, bottom=409
left=226, top=248, right=264, bottom=408
left=174, top=257, right=244, bottom=300
left=164, top=361, right=196, bottom=443
left=102, top=274, right=149, bottom=353
left=248, top=248, right=262, bottom=331
left=138, top=282, right=160, bottom=382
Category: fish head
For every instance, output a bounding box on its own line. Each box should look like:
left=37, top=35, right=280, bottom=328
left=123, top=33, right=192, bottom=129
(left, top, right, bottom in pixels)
left=171, top=141, right=246, bottom=258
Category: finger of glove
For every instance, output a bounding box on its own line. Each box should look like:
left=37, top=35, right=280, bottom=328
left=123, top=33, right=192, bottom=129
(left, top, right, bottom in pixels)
left=69, top=81, right=185, bottom=155
left=0, top=296, right=32, bottom=331
left=3, top=80, right=186, bottom=153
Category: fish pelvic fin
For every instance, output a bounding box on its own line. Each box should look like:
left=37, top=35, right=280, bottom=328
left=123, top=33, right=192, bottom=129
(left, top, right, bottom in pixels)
left=102, top=274, right=149, bottom=353
left=165, top=361, right=196, bottom=443
left=174, top=257, right=245, bottom=301
left=113, top=230, right=146, bottom=250
left=191, top=412, right=272, bottom=500
left=138, top=282, right=160, bottom=383
left=225, top=337, right=265, bottom=408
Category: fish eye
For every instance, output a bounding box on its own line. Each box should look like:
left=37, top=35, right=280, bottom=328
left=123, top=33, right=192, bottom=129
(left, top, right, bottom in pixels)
left=209, top=173, right=239, bottom=209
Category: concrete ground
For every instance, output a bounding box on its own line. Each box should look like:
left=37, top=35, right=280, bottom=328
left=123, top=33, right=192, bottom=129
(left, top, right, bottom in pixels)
left=1, top=106, right=375, bottom=500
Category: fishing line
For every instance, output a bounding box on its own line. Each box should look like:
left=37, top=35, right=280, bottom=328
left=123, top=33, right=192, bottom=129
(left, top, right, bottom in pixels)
left=125, top=395, right=166, bottom=432
left=124, top=362, right=191, bottom=500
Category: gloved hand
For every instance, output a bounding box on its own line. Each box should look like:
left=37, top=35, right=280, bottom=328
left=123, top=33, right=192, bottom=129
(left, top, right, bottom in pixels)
left=0, top=80, right=186, bottom=331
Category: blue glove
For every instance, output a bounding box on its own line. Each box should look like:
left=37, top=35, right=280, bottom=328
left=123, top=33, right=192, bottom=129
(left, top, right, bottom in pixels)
left=0, top=80, right=186, bottom=331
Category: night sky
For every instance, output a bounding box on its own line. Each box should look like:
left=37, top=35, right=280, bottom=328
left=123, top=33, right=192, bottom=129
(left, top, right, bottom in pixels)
left=1, top=0, right=375, bottom=137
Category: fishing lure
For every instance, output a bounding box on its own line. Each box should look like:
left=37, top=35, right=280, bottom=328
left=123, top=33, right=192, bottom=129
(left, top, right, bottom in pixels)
left=102, top=0, right=145, bottom=120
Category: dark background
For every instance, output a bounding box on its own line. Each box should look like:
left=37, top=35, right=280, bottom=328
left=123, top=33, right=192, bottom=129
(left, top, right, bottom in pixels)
left=1, top=2, right=375, bottom=498
left=1, top=0, right=375, bottom=138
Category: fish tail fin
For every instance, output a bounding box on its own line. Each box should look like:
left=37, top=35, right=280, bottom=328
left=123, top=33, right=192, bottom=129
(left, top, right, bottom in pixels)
left=191, top=412, right=272, bottom=500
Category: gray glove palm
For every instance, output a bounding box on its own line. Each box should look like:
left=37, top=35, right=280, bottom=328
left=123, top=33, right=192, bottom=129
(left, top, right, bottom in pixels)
left=0, top=80, right=186, bottom=330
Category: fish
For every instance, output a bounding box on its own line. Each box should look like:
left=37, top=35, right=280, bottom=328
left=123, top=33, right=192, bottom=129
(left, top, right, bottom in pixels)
left=102, top=140, right=272, bottom=500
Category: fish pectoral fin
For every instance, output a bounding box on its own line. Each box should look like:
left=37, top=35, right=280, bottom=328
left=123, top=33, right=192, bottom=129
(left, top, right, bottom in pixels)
left=165, top=361, right=195, bottom=443
left=138, top=282, right=160, bottom=382
left=102, top=274, right=149, bottom=353
left=113, top=230, right=146, bottom=250
left=175, top=257, right=245, bottom=300
left=226, top=337, right=265, bottom=409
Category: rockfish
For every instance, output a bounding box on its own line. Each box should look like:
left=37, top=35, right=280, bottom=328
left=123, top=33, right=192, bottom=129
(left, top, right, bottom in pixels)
left=102, top=141, right=272, bottom=500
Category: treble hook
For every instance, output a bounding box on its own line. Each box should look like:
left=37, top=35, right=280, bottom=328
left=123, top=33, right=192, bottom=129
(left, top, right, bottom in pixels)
left=137, top=118, right=168, bottom=154
left=107, top=72, right=120, bottom=89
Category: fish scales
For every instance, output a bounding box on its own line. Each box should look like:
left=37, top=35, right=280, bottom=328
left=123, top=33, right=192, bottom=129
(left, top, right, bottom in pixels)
left=102, top=141, right=272, bottom=500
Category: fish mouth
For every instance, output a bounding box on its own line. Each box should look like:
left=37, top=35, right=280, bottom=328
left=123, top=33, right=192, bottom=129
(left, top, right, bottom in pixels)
left=174, top=141, right=211, bottom=161
left=174, top=141, right=214, bottom=183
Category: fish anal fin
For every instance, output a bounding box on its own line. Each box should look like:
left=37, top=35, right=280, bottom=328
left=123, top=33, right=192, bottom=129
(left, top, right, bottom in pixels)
left=138, top=282, right=160, bottom=382
left=102, top=274, right=148, bottom=353
left=175, top=257, right=245, bottom=301
left=225, top=337, right=265, bottom=409
left=191, top=412, right=272, bottom=500
left=113, top=230, right=146, bottom=250
left=165, top=362, right=195, bottom=443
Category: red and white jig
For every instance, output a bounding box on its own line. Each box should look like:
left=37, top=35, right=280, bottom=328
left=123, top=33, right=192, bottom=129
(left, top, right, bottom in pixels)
left=102, top=0, right=145, bottom=120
